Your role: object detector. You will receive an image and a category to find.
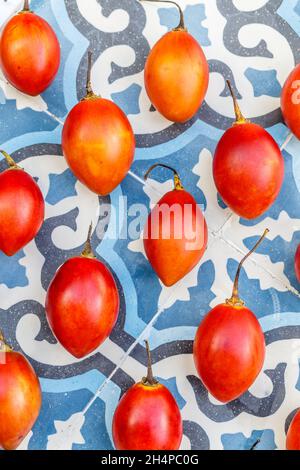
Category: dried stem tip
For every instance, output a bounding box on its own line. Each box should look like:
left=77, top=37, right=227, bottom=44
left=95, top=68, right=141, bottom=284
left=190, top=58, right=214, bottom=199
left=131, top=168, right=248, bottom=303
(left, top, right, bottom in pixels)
left=81, top=222, right=95, bottom=259
left=23, top=0, right=30, bottom=11
left=86, top=50, right=94, bottom=97
left=0, top=330, right=12, bottom=353
left=226, top=79, right=248, bottom=124
left=142, top=340, right=158, bottom=386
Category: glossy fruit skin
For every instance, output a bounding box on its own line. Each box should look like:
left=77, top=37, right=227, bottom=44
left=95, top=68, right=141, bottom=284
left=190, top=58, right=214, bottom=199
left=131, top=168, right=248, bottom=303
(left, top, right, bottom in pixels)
left=0, top=168, right=45, bottom=256
left=62, top=98, right=135, bottom=195
left=0, top=351, right=42, bottom=451
left=193, top=303, right=265, bottom=403
left=295, top=244, right=300, bottom=283
left=144, top=189, right=207, bottom=286
left=0, top=11, right=60, bottom=96
left=286, top=409, right=300, bottom=450
left=281, top=64, right=300, bottom=140
left=46, top=257, right=120, bottom=358
left=213, top=122, right=284, bottom=219
left=113, top=382, right=183, bottom=450
left=144, top=30, right=209, bottom=122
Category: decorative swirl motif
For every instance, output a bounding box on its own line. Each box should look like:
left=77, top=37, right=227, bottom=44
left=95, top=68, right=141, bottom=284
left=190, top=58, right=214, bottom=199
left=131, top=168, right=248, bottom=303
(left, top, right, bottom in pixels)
left=64, top=0, right=150, bottom=100
left=183, top=421, right=210, bottom=450
left=64, top=0, right=300, bottom=143
left=214, top=0, right=300, bottom=127
left=217, top=0, right=283, bottom=58
left=187, top=364, right=287, bottom=423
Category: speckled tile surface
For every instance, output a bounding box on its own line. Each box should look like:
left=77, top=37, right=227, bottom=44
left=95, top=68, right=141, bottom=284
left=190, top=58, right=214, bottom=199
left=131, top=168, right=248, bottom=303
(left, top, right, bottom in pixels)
left=0, top=0, right=300, bottom=450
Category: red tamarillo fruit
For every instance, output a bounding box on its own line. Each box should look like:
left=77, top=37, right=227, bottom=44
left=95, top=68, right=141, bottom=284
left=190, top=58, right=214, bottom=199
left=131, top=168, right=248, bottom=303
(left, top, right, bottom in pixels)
left=0, top=0, right=60, bottom=95
left=143, top=163, right=208, bottom=286
left=193, top=230, right=268, bottom=403
left=62, top=52, right=135, bottom=195
left=141, top=0, right=209, bottom=122
left=0, top=150, right=44, bottom=256
left=213, top=81, right=284, bottom=219
left=113, top=341, right=183, bottom=450
left=281, top=64, right=300, bottom=140
left=0, top=331, right=42, bottom=450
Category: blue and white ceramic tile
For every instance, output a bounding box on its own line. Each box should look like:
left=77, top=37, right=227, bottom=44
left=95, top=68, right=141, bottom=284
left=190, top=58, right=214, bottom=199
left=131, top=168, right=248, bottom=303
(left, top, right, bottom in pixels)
left=0, top=0, right=300, bottom=450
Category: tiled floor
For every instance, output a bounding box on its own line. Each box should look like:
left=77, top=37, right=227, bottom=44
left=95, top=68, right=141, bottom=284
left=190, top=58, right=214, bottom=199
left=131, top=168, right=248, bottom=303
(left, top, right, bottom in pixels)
left=0, top=0, right=300, bottom=450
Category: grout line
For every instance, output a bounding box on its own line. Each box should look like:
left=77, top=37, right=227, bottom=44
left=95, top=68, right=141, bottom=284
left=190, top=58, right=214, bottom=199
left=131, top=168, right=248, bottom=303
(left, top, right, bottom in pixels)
left=44, top=109, right=65, bottom=126
left=128, top=169, right=163, bottom=195
left=0, top=77, right=65, bottom=127
left=213, top=212, right=234, bottom=237
left=220, top=233, right=300, bottom=299
left=280, top=131, right=293, bottom=151
left=0, top=77, right=49, bottom=115
left=209, top=229, right=300, bottom=301
left=128, top=170, right=145, bottom=186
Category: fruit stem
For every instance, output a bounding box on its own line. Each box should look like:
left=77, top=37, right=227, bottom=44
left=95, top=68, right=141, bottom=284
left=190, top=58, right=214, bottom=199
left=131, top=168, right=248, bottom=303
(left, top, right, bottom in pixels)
left=250, top=439, right=260, bottom=451
left=23, top=0, right=30, bottom=11
left=226, top=80, right=248, bottom=124
left=81, top=223, right=96, bottom=259
left=0, top=330, right=12, bottom=353
left=142, top=340, right=158, bottom=386
left=144, top=163, right=184, bottom=190
left=0, top=150, right=20, bottom=169
left=140, top=0, right=186, bottom=31
left=226, top=229, right=269, bottom=307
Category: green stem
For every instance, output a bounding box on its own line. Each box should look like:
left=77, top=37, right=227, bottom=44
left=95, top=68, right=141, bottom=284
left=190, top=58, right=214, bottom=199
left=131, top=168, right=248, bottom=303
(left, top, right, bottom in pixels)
left=0, top=150, right=19, bottom=169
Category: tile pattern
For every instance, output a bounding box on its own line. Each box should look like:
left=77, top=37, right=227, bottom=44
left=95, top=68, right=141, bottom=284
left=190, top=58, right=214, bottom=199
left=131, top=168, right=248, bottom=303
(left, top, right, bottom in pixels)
left=0, top=0, right=300, bottom=450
